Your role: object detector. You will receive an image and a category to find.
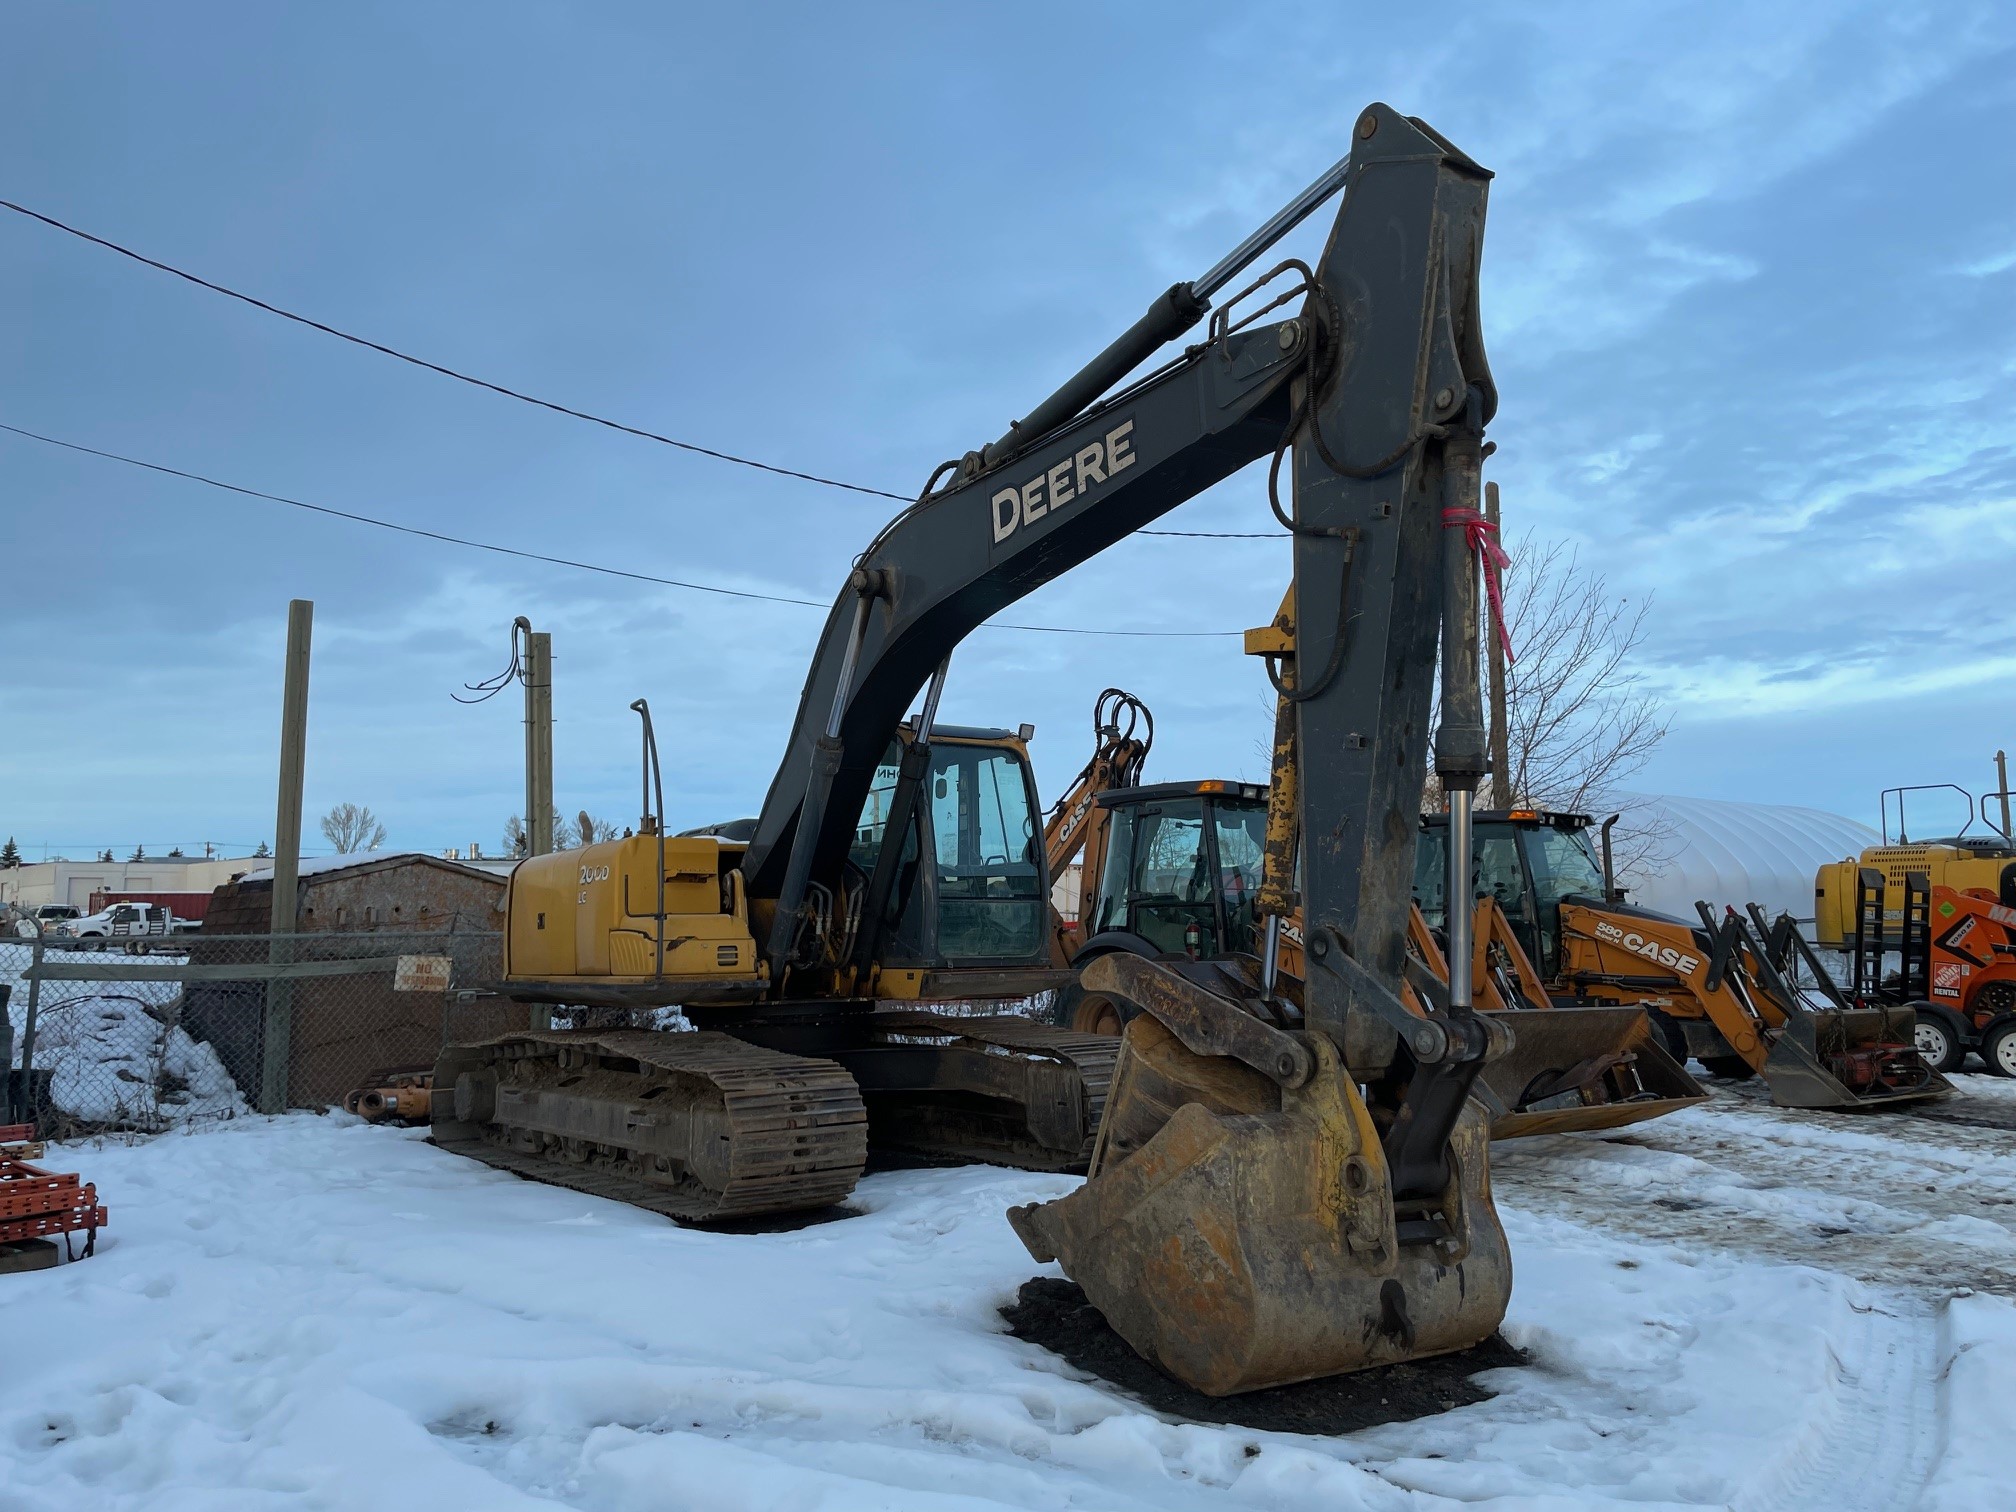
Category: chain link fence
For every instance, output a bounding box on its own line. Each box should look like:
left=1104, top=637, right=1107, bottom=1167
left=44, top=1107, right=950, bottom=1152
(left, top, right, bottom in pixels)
left=2, top=931, right=527, bottom=1139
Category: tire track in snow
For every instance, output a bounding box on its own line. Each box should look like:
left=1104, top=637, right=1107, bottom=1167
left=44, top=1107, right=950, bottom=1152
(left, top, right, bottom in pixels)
left=1492, top=1086, right=2016, bottom=1296
left=1727, top=1300, right=1941, bottom=1512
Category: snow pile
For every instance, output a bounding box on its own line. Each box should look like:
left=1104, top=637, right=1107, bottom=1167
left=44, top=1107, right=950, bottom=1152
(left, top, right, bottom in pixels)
left=0, top=1115, right=2000, bottom=1509
left=1923, top=1291, right=2016, bottom=1512
left=7, top=992, right=245, bottom=1131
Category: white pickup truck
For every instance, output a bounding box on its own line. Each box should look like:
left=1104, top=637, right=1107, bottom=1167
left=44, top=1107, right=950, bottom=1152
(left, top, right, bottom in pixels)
left=10, top=903, right=81, bottom=938
left=59, top=901, right=201, bottom=950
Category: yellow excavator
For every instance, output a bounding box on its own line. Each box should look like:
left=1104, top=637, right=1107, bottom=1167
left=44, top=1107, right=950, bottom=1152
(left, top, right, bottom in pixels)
left=438, top=104, right=1523, bottom=1395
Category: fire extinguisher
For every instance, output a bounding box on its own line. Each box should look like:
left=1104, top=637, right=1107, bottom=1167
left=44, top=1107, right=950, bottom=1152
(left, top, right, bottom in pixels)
left=1184, top=919, right=1202, bottom=960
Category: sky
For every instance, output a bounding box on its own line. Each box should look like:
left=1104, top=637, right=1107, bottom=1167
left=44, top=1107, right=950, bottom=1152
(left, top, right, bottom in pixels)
left=2, top=1, right=2012, bottom=862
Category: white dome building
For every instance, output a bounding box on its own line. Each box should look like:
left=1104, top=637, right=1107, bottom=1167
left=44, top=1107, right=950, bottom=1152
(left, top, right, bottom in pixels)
left=1607, top=792, right=1878, bottom=927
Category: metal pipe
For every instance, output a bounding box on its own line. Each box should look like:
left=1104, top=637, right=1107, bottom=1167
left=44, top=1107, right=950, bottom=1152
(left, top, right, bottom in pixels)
left=1998, top=750, right=2011, bottom=841
left=1600, top=814, right=1620, bottom=903
left=981, top=283, right=1207, bottom=469
left=1193, top=151, right=1353, bottom=299
left=1445, top=792, right=1474, bottom=1012
left=1435, top=390, right=1489, bottom=1014
left=1261, top=913, right=1284, bottom=1000
left=916, top=656, right=951, bottom=742
left=825, top=593, right=874, bottom=740
left=630, top=700, right=667, bottom=980
left=976, top=150, right=1355, bottom=471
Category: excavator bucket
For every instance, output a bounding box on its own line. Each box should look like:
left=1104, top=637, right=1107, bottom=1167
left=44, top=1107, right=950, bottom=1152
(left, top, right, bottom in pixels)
left=1758, top=1002, right=1950, bottom=1110
left=1008, top=963, right=1510, bottom=1397
left=1473, top=1006, right=1709, bottom=1138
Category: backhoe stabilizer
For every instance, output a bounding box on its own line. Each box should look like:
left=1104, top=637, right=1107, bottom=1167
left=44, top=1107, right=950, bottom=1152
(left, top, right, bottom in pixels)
left=1008, top=1018, right=1509, bottom=1396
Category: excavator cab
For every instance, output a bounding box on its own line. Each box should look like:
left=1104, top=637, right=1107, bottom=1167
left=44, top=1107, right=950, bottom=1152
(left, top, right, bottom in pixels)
left=847, top=725, right=1051, bottom=970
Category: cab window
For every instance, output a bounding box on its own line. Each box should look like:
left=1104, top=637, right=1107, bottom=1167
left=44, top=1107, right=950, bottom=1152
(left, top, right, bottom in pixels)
left=1106, top=799, right=1216, bottom=956
left=1522, top=825, right=1607, bottom=976
left=1213, top=802, right=1268, bottom=954
left=929, top=744, right=1043, bottom=962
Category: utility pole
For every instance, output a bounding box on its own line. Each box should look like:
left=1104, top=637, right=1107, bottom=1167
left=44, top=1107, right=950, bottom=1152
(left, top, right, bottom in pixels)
left=1998, top=749, right=2012, bottom=840
left=1484, top=481, right=1512, bottom=807
left=523, top=622, right=555, bottom=856
left=263, top=599, right=312, bottom=1115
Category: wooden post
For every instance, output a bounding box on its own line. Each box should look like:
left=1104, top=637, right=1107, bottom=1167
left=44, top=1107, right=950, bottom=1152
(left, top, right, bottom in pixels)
left=525, top=630, right=555, bottom=856
left=263, top=599, right=312, bottom=1115
left=1484, top=481, right=1512, bottom=807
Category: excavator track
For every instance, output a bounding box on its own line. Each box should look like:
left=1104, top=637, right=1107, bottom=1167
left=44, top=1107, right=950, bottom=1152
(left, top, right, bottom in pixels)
left=430, top=1029, right=868, bottom=1225
left=858, top=1013, right=1120, bottom=1170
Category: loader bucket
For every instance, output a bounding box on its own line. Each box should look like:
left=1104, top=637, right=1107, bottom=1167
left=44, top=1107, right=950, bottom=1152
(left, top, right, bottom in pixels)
left=1474, top=1006, right=1709, bottom=1139
left=1760, top=1004, right=1951, bottom=1110
left=1008, top=1016, right=1511, bottom=1397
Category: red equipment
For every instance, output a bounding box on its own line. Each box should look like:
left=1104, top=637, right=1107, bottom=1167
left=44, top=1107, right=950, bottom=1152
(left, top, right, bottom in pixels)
left=0, top=1127, right=107, bottom=1268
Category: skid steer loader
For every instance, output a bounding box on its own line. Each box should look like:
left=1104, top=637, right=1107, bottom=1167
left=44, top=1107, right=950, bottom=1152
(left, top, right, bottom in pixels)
left=438, top=104, right=1523, bottom=1393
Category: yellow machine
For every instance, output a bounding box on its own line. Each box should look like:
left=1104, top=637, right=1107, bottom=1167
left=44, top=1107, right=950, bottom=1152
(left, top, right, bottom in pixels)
left=1055, top=775, right=1708, bottom=1138
left=1397, top=807, right=1948, bottom=1109
left=443, top=105, right=1543, bottom=1396
left=1040, top=689, right=1153, bottom=963
left=1813, top=784, right=2016, bottom=951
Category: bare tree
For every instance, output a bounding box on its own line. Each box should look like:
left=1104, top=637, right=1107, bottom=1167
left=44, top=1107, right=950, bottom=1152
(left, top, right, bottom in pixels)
left=319, top=802, right=387, bottom=854
left=1486, top=533, right=1667, bottom=814
left=505, top=812, right=568, bottom=854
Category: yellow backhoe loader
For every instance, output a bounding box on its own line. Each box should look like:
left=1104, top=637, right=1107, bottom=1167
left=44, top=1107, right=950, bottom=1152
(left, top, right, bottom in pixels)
left=439, top=104, right=1526, bottom=1394
left=1411, top=810, right=1949, bottom=1108
left=1053, top=775, right=1707, bottom=1138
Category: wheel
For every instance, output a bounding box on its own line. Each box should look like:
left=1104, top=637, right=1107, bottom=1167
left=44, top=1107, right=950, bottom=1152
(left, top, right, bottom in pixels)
left=1911, top=1008, right=1967, bottom=1074
left=1980, top=1018, right=2016, bottom=1078
left=1974, top=980, right=2016, bottom=1018
left=1645, top=1008, right=1689, bottom=1061
left=1696, top=1053, right=1757, bottom=1081
left=1050, top=975, right=1137, bottom=1037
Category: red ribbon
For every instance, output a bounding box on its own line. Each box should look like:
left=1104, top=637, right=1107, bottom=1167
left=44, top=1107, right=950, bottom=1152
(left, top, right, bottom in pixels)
left=1442, top=506, right=1515, bottom=665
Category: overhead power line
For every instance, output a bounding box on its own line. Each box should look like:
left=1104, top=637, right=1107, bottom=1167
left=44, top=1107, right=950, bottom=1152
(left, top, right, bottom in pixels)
left=0, top=198, right=909, bottom=502
left=0, top=421, right=1239, bottom=638
left=0, top=197, right=1284, bottom=539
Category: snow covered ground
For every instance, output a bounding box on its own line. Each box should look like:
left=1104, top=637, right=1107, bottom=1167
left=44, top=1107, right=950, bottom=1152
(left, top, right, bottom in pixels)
left=2, top=1083, right=2012, bottom=1511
